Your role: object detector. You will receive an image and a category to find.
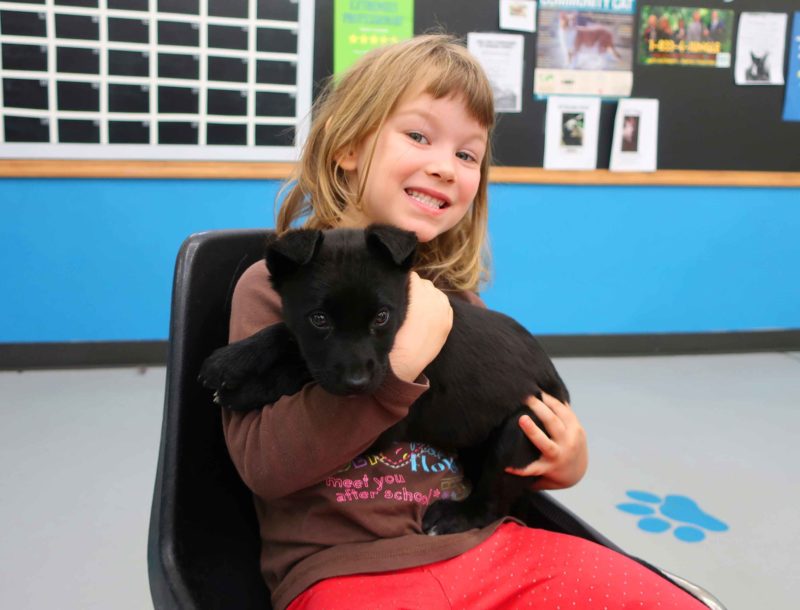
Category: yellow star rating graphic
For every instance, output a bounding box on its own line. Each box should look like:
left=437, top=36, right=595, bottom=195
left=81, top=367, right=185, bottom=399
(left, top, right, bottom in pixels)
left=348, top=34, right=400, bottom=47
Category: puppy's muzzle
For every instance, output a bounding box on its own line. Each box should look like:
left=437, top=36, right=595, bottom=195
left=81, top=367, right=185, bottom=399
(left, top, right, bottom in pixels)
left=343, top=371, right=372, bottom=393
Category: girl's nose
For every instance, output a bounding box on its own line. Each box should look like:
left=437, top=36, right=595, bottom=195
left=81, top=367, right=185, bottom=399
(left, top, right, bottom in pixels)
left=425, top=153, right=455, bottom=182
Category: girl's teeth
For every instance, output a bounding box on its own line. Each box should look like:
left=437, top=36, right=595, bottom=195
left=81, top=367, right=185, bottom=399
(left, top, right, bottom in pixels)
left=407, top=189, right=445, bottom=209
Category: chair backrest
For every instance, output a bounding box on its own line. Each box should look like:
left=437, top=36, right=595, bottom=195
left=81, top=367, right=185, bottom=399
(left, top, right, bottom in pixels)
left=148, top=229, right=273, bottom=610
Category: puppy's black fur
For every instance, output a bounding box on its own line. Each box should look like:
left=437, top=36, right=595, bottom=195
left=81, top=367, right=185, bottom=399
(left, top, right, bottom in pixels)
left=199, top=225, right=569, bottom=535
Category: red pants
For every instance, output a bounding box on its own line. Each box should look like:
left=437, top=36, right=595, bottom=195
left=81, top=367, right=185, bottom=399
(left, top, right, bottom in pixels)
left=287, top=523, right=707, bottom=610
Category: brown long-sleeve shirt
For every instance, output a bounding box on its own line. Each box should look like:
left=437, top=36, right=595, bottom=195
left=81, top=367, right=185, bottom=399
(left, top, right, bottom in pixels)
left=222, top=261, right=505, bottom=610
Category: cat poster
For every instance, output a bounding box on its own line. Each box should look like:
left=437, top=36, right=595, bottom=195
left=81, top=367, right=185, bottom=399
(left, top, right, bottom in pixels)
left=534, top=0, right=635, bottom=98
left=734, top=13, right=788, bottom=86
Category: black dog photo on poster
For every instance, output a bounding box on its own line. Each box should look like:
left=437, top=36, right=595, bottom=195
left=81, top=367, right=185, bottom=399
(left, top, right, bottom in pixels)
left=561, top=112, right=584, bottom=147
left=745, top=51, right=770, bottom=82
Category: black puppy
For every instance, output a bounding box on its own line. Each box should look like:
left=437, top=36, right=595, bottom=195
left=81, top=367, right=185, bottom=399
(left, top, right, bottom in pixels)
left=199, top=224, right=570, bottom=535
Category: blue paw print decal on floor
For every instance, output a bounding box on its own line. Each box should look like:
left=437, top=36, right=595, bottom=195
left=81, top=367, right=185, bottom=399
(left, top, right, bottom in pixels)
left=617, top=490, right=729, bottom=543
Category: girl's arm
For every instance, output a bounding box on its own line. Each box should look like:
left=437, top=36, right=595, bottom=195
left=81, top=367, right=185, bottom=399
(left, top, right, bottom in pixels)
left=221, top=263, right=431, bottom=501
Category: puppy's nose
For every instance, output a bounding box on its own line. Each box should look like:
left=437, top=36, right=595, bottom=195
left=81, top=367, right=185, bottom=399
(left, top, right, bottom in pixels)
left=344, top=372, right=371, bottom=393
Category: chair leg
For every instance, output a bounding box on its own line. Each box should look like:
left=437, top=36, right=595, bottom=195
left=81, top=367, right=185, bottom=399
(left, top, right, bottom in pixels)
left=658, top=568, right=727, bottom=610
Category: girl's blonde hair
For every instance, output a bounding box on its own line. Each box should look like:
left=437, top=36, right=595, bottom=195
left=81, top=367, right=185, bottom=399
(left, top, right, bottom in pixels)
left=277, top=34, right=495, bottom=291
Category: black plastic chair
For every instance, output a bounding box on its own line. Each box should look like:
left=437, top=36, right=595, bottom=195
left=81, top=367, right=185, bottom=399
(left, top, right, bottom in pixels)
left=148, top=229, right=272, bottom=609
left=148, top=230, right=726, bottom=610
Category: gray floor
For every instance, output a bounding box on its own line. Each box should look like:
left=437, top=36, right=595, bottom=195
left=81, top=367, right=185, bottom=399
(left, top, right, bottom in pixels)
left=1, top=353, right=798, bottom=610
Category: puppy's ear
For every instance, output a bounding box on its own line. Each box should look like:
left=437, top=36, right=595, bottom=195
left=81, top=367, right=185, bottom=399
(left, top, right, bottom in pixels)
left=365, top=224, right=417, bottom=271
left=265, top=229, right=324, bottom=283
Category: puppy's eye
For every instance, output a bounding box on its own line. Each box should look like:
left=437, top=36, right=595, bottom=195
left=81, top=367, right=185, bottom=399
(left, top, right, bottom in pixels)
left=309, top=311, right=330, bottom=329
left=373, top=308, right=390, bottom=327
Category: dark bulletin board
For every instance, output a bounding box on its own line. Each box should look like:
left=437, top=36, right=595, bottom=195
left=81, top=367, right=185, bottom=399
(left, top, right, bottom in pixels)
left=313, top=1, right=799, bottom=172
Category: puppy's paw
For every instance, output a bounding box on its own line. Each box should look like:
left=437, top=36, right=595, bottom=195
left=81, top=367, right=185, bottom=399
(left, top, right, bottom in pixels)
left=210, top=378, right=272, bottom=412
left=198, top=347, right=248, bottom=391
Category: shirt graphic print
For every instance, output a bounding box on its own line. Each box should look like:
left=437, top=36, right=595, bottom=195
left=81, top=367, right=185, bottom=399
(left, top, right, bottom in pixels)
left=325, top=442, right=471, bottom=509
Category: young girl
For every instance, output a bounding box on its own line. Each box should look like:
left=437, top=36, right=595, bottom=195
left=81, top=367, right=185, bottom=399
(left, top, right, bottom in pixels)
left=222, top=34, right=707, bottom=610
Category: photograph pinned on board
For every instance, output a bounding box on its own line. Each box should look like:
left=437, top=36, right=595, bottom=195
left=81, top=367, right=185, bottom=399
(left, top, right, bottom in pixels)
left=561, top=113, right=585, bottom=147
left=621, top=114, right=639, bottom=152
left=610, top=98, right=659, bottom=172
left=544, top=95, right=600, bottom=170
left=734, top=12, right=788, bottom=86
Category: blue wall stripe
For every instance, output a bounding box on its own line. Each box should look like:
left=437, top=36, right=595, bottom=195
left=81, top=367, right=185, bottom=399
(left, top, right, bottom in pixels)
left=1, top=178, right=798, bottom=342
left=486, top=184, right=800, bottom=334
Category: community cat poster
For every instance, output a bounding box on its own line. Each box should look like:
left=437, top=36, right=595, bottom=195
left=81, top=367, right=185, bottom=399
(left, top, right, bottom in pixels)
left=534, top=0, right=636, bottom=98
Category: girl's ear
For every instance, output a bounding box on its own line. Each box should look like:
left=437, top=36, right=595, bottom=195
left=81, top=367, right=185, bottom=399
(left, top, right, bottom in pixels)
left=334, top=146, right=358, bottom=171
left=326, top=115, right=359, bottom=171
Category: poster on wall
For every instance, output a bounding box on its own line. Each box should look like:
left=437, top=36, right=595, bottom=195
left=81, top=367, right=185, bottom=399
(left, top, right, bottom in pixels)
left=638, top=5, right=734, bottom=68
left=783, top=12, right=800, bottom=122
left=734, top=13, right=788, bottom=86
left=467, top=32, right=524, bottom=113
left=0, top=0, right=315, bottom=161
left=534, top=0, right=636, bottom=99
left=333, top=0, right=413, bottom=75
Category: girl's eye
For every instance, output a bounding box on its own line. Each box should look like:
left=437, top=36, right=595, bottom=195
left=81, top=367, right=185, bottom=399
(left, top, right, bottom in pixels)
left=373, top=308, right=390, bottom=327
left=457, top=151, right=478, bottom=163
left=309, top=311, right=331, bottom=329
left=407, top=131, right=428, bottom=144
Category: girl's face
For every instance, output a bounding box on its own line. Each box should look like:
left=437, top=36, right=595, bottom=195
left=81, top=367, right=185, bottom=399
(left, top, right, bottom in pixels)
left=338, top=89, right=488, bottom=243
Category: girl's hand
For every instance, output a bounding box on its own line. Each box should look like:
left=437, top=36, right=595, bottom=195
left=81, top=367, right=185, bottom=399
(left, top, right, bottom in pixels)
left=505, top=392, right=588, bottom=490
left=389, top=272, right=453, bottom=383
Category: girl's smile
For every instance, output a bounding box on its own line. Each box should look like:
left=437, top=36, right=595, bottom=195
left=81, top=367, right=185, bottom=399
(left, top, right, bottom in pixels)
left=405, top=187, right=450, bottom=215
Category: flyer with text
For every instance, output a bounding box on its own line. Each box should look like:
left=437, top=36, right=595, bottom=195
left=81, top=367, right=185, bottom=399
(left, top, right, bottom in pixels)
left=468, top=33, right=525, bottom=113
left=734, top=13, right=788, bottom=86
left=639, top=5, right=734, bottom=68
left=333, top=0, right=413, bottom=75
